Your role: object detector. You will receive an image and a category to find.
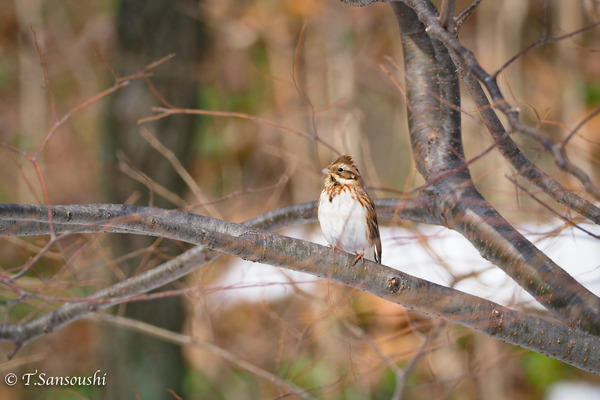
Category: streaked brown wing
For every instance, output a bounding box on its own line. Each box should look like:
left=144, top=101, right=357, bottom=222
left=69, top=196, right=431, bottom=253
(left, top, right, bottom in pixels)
left=363, top=190, right=382, bottom=264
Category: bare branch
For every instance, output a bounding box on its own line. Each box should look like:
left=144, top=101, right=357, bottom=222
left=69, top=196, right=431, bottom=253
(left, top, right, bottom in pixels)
left=139, top=106, right=339, bottom=154
left=493, top=20, right=600, bottom=79
left=401, top=0, right=600, bottom=200
left=455, top=0, right=482, bottom=32
left=452, top=43, right=600, bottom=224
left=391, top=1, right=600, bottom=333
left=1, top=203, right=599, bottom=374
left=439, top=0, right=455, bottom=30
left=90, top=314, right=317, bottom=400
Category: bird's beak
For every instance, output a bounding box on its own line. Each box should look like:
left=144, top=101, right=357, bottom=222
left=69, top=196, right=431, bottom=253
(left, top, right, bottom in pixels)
left=320, top=167, right=330, bottom=175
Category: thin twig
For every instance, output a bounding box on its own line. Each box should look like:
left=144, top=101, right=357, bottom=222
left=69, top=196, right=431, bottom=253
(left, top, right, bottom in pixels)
left=454, top=0, right=482, bottom=32
left=562, top=106, right=600, bottom=147
left=493, top=19, right=600, bottom=79
left=506, top=176, right=600, bottom=239
left=139, top=128, right=221, bottom=217
left=402, top=0, right=600, bottom=199
left=31, top=27, right=57, bottom=123
left=139, top=106, right=339, bottom=154
left=90, top=313, right=317, bottom=400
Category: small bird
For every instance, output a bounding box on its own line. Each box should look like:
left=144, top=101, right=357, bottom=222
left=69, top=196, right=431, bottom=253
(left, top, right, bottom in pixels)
left=318, top=155, right=382, bottom=264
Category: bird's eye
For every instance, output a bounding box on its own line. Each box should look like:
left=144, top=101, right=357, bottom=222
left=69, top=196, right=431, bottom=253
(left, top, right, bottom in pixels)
left=337, top=167, right=343, bottom=172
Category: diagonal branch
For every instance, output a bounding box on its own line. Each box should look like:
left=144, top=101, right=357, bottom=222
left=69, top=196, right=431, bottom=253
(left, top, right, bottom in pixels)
left=453, top=49, right=600, bottom=225
left=91, top=314, right=317, bottom=400
left=0, top=203, right=599, bottom=375
left=341, top=0, right=600, bottom=202
left=400, top=0, right=600, bottom=200
left=391, top=0, right=600, bottom=333
left=0, top=199, right=434, bottom=350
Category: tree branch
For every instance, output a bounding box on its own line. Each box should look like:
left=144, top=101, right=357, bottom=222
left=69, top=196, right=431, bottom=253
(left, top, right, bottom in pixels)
left=400, top=0, right=600, bottom=200
left=390, top=1, right=600, bottom=334
left=452, top=47, right=600, bottom=225
left=90, top=314, right=317, bottom=400
left=0, top=199, right=433, bottom=349
left=1, top=203, right=599, bottom=374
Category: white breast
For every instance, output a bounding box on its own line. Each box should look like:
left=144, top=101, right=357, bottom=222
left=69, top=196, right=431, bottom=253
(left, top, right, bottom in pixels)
left=318, top=187, right=371, bottom=255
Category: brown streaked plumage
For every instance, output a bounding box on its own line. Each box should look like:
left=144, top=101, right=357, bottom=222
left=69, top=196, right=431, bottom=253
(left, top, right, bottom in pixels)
left=318, top=155, right=382, bottom=264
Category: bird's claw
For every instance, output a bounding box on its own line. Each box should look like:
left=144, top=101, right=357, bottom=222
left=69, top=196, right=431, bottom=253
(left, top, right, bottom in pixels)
left=352, top=251, right=365, bottom=266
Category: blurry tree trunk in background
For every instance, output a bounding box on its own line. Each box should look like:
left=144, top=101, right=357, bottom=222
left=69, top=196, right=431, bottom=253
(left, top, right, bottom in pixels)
left=102, top=1, right=205, bottom=398
left=15, top=0, right=46, bottom=203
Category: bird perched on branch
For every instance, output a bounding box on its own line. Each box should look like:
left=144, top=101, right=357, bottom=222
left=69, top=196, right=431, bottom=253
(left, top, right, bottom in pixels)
left=318, top=155, right=382, bottom=265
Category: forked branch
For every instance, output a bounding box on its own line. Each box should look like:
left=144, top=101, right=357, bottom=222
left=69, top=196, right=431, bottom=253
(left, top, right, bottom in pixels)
left=391, top=1, right=600, bottom=333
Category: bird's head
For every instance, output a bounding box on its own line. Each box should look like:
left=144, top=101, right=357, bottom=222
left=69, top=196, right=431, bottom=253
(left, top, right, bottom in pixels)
left=321, top=155, right=363, bottom=187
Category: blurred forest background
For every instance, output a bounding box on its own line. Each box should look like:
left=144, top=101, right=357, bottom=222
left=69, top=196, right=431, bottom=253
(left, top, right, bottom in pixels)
left=1, top=0, right=600, bottom=399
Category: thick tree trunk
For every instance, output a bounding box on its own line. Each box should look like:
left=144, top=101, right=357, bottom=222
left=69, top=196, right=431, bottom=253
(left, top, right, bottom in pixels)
left=102, top=1, right=206, bottom=398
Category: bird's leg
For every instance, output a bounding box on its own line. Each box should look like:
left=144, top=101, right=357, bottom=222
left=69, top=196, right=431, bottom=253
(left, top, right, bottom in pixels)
left=352, top=250, right=365, bottom=266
